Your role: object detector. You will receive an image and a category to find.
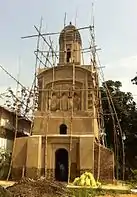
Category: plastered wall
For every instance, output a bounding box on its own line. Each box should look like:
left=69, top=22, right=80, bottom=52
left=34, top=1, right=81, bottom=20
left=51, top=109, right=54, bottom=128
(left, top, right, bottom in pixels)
left=79, top=137, right=94, bottom=170
left=26, top=136, right=42, bottom=169
left=12, top=137, right=27, bottom=168
left=33, top=113, right=93, bottom=135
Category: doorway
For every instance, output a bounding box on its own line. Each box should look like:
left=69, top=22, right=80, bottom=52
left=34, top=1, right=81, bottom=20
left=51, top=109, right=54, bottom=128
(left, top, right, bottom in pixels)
left=66, top=49, right=71, bottom=63
left=55, top=148, right=68, bottom=181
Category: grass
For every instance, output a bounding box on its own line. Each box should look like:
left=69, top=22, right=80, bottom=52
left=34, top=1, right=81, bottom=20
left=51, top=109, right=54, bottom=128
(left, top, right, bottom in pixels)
left=69, top=187, right=132, bottom=197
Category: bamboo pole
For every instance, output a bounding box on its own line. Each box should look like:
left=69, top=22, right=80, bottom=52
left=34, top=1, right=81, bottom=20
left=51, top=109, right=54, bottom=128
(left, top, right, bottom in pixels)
left=35, top=46, right=98, bottom=53
left=25, top=115, right=114, bottom=119
left=44, top=114, right=48, bottom=178
left=21, top=26, right=92, bottom=39
left=7, top=60, right=20, bottom=180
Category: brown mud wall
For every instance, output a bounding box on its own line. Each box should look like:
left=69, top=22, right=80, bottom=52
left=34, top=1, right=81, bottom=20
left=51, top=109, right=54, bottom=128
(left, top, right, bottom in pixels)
left=94, top=142, right=115, bottom=182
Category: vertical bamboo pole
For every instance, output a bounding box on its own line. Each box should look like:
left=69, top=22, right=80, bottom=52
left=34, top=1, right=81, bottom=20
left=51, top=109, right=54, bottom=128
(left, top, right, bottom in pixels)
left=44, top=114, right=48, bottom=178
left=7, top=59, right=20, bottom=180
left=68, top=27, right=76, bottom=184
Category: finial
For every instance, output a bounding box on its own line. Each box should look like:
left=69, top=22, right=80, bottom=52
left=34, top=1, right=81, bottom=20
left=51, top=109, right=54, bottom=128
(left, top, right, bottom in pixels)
left=69, top=21, right=72, bottom=25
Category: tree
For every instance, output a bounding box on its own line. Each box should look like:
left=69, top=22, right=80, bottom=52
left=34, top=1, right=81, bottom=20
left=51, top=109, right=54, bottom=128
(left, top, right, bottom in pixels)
left=101, top=80, right=137, bottom=179
left=131, top=74, right=137, bottom=85
left=3, top=86, right=38, bottom=118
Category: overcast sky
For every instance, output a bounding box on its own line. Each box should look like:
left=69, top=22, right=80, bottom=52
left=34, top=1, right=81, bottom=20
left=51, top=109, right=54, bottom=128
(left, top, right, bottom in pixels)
left=0, top=0, right=137, bottom=101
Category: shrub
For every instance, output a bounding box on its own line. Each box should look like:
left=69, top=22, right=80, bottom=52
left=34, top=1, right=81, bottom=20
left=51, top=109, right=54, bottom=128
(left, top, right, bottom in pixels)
left=0, top=148, right=11, bottom=179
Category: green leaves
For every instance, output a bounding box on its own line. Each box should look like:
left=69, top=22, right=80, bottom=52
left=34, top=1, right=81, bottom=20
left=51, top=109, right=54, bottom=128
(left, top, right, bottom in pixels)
left=101, top=80, right=137, bottom=178
left=0, top=148, right=11, bottom=179
left=131, top=74, right=137, bottom=85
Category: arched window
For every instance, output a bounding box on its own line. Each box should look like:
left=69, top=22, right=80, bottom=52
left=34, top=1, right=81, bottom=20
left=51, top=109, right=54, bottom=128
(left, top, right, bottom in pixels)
left=59, top=124, right=67, bottom=134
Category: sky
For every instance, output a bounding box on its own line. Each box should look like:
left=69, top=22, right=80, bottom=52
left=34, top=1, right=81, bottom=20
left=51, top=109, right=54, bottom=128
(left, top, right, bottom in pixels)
left=0, top=0, right=137, bottom=102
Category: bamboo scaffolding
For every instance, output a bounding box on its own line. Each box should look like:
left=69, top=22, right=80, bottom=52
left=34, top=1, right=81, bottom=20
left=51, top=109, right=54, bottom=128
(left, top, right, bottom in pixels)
left=89, top=21, right=102, bottom=180
left=0, top=64, right=28, bottom=92
left=34, top=50, right=53, bottom=67
left=26, top=115, right=115, bottom=119
left=97, top=53, right=125, bottom=181
left=39, top=134, right=94, bottom=137
left=34, top=52, right=46, bottom=67
left=18, top=21, right=111, bottom=182
left=34, top=25, right=58, bottom=59
left=21, top=26, right=93, bottom=39
left=0, top=19, right=125, bottom=183
left=38, top=88, right=98, bottom=92
left=44, top=47, right=51, bottom=67
left=35, top=46, right=98, bottom=53
left=24, top=19, right=43, bottom=119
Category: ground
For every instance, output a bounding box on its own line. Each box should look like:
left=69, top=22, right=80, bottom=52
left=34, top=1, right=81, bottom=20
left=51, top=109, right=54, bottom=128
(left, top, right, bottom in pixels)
left=2, top=178, right=70, bottom=197
left=0, top=178, right=137, bottom=197
left=100, top=196, right=136, bottom=197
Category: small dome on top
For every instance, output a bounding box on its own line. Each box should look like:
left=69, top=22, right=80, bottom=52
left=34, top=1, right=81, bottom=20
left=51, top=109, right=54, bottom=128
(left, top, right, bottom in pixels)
left=59, top=22, right=82, bottom=45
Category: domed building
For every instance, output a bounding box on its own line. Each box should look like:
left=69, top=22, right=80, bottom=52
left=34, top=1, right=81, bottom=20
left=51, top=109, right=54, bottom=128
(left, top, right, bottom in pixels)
left=12, top=23, right=114, bottom=182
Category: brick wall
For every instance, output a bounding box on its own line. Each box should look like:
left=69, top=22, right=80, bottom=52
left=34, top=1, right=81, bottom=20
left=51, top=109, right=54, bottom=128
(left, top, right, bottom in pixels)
left=94, top=142, right=114, bottom=182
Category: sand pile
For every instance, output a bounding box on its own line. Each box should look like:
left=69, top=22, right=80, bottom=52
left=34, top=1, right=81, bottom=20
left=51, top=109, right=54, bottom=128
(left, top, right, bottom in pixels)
left=7, top=178, right=71, bottom=197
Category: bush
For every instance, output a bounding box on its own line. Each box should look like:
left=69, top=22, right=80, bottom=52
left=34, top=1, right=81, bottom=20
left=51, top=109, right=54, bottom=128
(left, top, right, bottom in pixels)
left=0, top=148, right=11, bottom=179
left=0, top=185, right=12, bottom=197
left=72, top=172, right=101, bottom=187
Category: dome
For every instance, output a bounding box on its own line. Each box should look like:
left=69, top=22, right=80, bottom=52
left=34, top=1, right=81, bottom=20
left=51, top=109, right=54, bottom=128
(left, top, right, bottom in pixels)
left=59, top=22, right=82, bottom=45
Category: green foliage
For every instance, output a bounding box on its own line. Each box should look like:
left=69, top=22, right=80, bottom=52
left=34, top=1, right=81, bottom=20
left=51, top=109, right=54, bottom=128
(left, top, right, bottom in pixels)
left=73, top=172, right=99, bottom=187
left=131, top=74, right=137, bottom=85
left=0, top=186, right=12, bottom=197
left=70, top=188, right=130, bottom=197
left=101, top=80, right=137, bottom=179
left=0, top=148, right=11, bottom=179
left=129, top=169, right=137, bottom=182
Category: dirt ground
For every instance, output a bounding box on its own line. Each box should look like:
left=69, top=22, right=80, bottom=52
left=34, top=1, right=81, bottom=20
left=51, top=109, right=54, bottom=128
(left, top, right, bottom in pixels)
left=0, top=178, right=137, bottom=197
left=99, top=196, right=137, bottom=197
left=6, top=178, right=70, bottom=197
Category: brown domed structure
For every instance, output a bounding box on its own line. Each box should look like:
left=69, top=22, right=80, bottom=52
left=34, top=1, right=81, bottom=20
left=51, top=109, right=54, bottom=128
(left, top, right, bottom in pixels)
left=59, top=22, right=82, bottom=45
left=59, top=22, right=82, bottom=65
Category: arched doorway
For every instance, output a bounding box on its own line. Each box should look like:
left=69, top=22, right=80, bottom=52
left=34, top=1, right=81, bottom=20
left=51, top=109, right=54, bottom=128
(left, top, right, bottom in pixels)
left=55, top=148, right=68, bottom=181
left=59, top=124, right=67, bottom=134
left=66, top=48, right=71, bottom=63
